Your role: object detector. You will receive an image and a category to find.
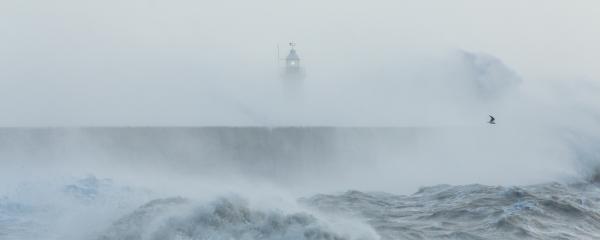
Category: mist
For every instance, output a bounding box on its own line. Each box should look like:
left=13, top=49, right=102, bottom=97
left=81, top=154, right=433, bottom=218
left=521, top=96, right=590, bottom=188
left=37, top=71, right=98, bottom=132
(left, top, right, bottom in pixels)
left=1, top=0, right=600, bottom=125
left=1, top=1, right=600, bottom=239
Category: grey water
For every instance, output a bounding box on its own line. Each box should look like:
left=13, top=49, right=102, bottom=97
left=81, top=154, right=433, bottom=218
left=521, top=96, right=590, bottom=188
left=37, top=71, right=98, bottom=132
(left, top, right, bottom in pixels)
left=1, top=127, right=599, bottom=240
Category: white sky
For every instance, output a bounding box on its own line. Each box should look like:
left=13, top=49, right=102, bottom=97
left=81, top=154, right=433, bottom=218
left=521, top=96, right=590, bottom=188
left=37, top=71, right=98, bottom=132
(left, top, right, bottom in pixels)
left=1, top=0, right=599, bottom=126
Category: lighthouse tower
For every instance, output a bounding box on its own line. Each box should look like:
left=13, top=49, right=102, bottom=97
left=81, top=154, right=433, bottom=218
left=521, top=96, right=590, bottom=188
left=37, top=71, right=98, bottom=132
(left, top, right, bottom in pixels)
left=282, top=42, right=305, bottom=80
left=285, top=43, right=300, bottom=74
left=280, top=42, right=305, bottom=98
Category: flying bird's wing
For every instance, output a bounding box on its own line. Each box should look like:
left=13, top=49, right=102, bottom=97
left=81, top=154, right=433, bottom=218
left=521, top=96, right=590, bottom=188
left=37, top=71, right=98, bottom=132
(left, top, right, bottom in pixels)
left=489, top=115, right=495, bottom=121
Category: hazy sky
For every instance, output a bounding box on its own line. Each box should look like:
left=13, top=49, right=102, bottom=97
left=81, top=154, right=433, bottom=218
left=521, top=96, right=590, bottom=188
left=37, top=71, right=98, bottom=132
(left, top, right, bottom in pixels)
left=1, top=0, right=599, bottom=126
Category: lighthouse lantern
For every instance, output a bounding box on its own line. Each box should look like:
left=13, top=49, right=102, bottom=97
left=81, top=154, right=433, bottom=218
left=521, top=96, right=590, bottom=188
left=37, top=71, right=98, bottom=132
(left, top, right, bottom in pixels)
left=285, top=42, right=301, bottom=74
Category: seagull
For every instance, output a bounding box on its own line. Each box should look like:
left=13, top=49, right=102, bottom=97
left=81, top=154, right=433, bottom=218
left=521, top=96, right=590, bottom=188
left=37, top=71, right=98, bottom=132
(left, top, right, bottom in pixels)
left=488, top=115, right=496, bottom=124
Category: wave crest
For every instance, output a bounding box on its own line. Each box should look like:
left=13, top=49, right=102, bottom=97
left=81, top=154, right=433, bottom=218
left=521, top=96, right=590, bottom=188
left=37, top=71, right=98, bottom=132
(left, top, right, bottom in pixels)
left=99, top=196, right=377, bottom=240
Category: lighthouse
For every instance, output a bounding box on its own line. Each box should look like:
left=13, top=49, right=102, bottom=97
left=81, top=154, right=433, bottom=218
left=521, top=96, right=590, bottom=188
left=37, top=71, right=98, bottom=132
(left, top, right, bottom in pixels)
left=282, top=42, right=305, bottom=80
left=280, top=42, right=305, bottom=98
left=285, top=43, right=300, bottom=74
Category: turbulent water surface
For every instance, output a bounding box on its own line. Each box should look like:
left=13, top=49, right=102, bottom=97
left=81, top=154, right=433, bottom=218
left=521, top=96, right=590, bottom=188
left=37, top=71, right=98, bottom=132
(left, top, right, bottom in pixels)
left=1, top=128, right=598, bottom=239
left=307, top=183, right=600, bottom=240
left=2, top=177, right=600, bottom=240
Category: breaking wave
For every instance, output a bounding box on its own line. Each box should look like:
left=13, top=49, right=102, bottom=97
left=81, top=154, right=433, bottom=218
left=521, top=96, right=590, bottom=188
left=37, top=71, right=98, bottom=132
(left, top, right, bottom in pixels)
left=99, top=197, right=377, bottom=240
left=2, top=127, right=600, bottom=239
left=4, top=176, right=600, bottom=239
left=0, top=176, right=379, bottom=240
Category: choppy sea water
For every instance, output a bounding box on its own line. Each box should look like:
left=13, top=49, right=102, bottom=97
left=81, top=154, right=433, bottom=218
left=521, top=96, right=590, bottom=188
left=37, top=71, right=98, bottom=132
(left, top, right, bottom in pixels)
left=2, top=176, right=600, bottom=240
left=306, top=183, right=600, bottom=240
left=1, top=127, right=598, bottom=239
